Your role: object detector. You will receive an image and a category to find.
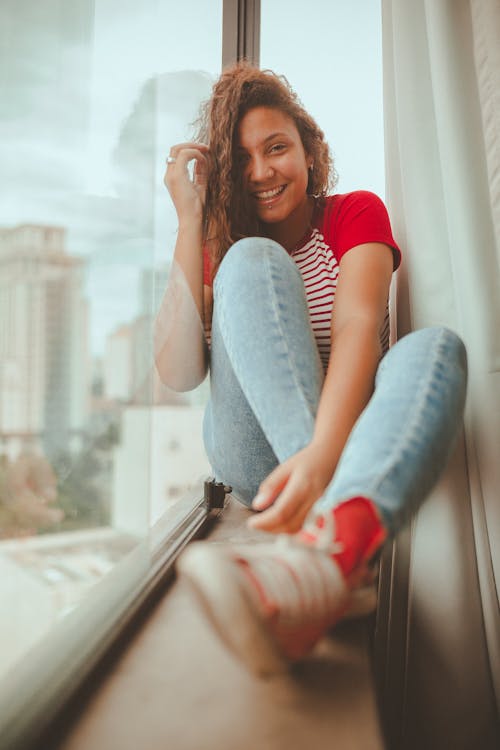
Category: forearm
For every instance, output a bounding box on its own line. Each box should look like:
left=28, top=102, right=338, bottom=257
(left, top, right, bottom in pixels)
left=311, top=319, right=382, bottom=474
left=154, top=221, right=208, bottom=391
left=172, top=220, right=204, bottom=317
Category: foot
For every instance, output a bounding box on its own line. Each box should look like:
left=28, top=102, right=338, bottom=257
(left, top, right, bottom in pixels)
left=298, top=497, right=388, bottom=622
left=177, top=534, right=349, bottom=676
left=176, top=500, right=386, bottom=677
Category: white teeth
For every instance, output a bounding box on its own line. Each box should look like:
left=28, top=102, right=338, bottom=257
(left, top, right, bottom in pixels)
left=254, top=186, right=285, bottom=199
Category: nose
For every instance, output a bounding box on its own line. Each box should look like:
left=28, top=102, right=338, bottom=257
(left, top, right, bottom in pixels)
left=247, top=154, right=273, bottom=183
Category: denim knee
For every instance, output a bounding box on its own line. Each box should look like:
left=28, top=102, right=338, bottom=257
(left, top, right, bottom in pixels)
left=418, top=326, right=467, bottom=374
left=399, top=325, right=465, bottom=359
left=379, top=326, right=467, bottom=395
left=214, top=237, right=298, bottom=298
left=401, top=327, right=468, bottom=406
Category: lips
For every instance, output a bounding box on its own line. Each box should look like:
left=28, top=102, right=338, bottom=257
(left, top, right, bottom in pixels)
left=253, top=184, right=287, bottom=202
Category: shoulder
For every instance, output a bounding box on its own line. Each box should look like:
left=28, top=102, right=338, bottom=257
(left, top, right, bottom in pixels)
left=320, top=190, right=388, bottom=220
left=318, top=191, right=401, bottom=269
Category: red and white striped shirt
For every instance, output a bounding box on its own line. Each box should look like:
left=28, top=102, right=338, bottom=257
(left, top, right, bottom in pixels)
left=204, top=191, right=401, bottom=371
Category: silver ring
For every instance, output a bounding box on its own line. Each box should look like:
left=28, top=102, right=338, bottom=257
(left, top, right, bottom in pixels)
left=166, top=155, right=176, bottom=164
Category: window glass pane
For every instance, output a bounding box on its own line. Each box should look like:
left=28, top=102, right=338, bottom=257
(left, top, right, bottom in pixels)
left=0, top=0, right=220, bottom=693
left=260, top=0, right=384, bottom=196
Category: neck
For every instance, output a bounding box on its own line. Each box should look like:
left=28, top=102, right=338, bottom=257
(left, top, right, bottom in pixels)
left=263, top=196, right=315, bottom=251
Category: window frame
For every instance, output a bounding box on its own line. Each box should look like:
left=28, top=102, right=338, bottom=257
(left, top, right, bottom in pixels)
left=223, top=0, right=261, bottom=66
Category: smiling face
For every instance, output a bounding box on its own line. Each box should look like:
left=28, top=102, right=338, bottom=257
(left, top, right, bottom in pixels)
left=236, top=106, right=313, bottom=245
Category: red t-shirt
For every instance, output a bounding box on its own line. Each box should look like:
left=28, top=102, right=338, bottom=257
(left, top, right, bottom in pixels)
left=203, top=191, right=401, bottom=369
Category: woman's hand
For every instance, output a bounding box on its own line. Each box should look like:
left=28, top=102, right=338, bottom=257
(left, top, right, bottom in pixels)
left=164, top=142, right=210, bottom=225
left=247, top=443, right=336, bottom=534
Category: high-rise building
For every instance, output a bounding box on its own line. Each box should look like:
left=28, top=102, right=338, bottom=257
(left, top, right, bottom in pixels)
left=139, top=266, right=170, bottom=318
left=0, top=225, right=89, bottom=458
left=103, top=324, right=134, bottom=402
left=103, top=266, right=189, bottom=406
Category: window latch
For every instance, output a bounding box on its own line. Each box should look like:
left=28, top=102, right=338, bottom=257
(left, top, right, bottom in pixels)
left=204, top=477, right=232, bottom=511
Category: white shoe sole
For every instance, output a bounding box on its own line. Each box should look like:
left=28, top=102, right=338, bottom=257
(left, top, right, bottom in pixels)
left=177, top=542, right=288, bottom=677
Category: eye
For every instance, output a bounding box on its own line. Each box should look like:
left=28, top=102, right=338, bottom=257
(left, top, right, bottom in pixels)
left=269, top=143, right=286, bottom=154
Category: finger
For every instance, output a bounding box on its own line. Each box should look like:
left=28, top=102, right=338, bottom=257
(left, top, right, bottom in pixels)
left=193, top=156, right=208, bottom=182
left=169, top=141, right=209, bottom=152
left=164, top=151, right=208, bottom=192
left=252, top=466, right=290, bottom=510
left=253, top=459, right=298, bottom=507
left=168, top=142, right=209, bottom=158
left=249, top=479, right=308, bottom=529
left=248, top=504, right=300, bottom=531
left=249, top=498, right=310, bottom=535
left=168, top=148, right=208, bottom=169
left=193, top=157, right=209, bottom=189
left=279, top=502, right=311, bottom=533
left=165, top=150, right=208, bottom=184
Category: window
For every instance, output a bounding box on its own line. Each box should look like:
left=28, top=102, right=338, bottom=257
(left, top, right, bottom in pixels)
left=0, top=0, right=222, bottom=742
left=260, top=0, right=384, bottom=197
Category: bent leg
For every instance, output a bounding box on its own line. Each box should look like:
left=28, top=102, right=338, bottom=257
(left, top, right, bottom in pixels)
left=313, top=326, right=468, bottom=535
left=203, top=317, right=279, bottom=506
left=204, top=237, right=325, bottom=505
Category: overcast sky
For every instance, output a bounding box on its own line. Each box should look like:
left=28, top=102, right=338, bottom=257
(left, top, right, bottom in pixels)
left=0, top=0, right=383, bottom=354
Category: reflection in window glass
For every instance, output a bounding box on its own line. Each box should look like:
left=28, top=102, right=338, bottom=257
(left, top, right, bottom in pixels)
left=0, top=0, right=220, bottom=681
left=261, top=0, right=384, bottom=197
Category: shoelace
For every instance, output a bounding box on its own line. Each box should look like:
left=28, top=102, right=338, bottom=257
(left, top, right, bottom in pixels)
left=243, top=543, right=346, bottom=625
left=299, top=507, right=345, bottom=556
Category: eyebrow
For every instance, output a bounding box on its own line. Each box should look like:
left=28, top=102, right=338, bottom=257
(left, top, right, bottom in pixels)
left=237, top=132, right=291, bottom=151
left=262, top=131, right=290, bottom=143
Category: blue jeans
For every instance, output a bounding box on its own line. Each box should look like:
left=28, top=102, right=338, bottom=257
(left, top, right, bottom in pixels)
left=202, top=238, right=467, bottom=536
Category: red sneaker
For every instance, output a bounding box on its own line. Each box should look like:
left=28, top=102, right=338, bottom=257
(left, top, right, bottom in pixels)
left=300, top=498, right=387, bottom=575
left=298, top=498, right=388, bottom=621
left=177, top=499, right=387, bottom=677
left=177, top=534, right=350, bottom=677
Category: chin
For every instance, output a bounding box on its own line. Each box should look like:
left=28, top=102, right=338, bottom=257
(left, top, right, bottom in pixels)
left=259, top=213, right=283, bottom=224
left=258, top=207, right=289, bottom=224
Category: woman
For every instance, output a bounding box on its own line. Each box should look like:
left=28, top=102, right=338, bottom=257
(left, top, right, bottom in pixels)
left=158, top=63, right=467, bottom=676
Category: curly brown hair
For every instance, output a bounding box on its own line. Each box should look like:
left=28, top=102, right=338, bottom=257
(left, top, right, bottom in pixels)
left=194, top=62, right=337, bottom=277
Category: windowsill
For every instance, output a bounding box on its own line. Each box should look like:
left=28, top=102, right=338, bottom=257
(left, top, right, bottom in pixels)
left=42, top=496, right=385, bottom=750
